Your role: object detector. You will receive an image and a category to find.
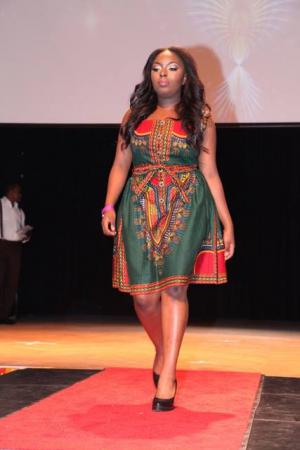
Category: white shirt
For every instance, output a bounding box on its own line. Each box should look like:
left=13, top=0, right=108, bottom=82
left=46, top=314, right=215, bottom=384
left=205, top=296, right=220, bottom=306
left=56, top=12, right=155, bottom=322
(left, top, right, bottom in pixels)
left=0, top=196, right=25, bottom=241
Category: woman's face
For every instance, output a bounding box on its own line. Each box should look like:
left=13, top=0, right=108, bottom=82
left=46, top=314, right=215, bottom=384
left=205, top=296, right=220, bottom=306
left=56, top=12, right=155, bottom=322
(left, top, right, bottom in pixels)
left=150, top=50, right=186, bottom=100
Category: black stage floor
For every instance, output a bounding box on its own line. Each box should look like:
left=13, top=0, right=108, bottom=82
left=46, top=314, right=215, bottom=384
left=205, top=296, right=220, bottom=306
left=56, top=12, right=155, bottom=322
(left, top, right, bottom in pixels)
left=246, top=376, right=300, bottom=450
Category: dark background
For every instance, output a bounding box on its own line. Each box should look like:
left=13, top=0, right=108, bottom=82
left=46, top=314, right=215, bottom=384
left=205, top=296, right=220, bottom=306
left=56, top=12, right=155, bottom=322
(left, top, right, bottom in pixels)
left=1, top=123, right=299, bottom=320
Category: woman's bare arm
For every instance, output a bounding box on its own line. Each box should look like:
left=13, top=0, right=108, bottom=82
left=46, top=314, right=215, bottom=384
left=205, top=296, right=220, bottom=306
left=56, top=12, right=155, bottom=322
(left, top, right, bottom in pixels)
left=198, top=116, right=235, bottom=259
left=102, top=110, right=132, bottom=236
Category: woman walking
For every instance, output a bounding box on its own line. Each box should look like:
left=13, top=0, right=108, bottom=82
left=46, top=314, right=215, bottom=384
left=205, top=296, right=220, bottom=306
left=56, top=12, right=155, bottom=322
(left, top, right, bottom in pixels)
left=102, top=47, right=235, bottom=411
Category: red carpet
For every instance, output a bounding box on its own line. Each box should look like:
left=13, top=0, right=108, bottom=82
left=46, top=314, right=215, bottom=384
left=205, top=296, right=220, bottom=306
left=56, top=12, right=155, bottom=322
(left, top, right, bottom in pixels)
left=0, top=367, right=261, bottom=450
left=0, top=367, right=17, bottom=376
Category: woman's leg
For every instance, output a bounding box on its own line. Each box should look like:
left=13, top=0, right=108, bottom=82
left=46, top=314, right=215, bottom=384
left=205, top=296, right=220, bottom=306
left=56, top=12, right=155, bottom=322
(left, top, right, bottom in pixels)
left=133, top=293, right=164, bottom=375
left=156, top=285, right=189, bottom=398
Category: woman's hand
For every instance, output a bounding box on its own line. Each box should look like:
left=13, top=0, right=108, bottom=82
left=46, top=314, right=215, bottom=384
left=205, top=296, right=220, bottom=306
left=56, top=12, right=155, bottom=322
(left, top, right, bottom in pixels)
left=101, top=210, right=117, bottom=237
left=223, top=226, right=235, bottom=260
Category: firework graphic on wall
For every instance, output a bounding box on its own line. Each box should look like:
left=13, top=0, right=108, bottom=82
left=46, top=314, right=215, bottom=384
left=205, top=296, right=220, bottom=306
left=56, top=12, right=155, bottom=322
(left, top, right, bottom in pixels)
left=187, top=0, right=293, bottom=121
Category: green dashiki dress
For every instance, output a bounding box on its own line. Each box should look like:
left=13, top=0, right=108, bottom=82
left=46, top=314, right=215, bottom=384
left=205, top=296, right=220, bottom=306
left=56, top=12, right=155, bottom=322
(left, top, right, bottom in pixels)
left=112, top=117, right=227, bottom=295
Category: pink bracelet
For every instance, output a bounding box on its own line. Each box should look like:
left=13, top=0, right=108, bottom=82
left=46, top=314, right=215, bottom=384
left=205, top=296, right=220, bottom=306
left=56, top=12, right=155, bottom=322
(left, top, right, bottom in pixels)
left=101, top=204, right=115, bottom=216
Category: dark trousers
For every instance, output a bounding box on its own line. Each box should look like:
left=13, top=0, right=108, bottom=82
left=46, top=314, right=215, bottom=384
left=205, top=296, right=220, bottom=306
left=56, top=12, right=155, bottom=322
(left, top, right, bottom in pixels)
left=0, top=240, right=22, bottom=319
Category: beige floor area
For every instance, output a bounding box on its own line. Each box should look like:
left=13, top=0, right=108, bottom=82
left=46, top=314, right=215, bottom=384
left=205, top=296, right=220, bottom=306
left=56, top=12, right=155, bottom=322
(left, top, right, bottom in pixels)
left=0, top=316, right=299, bottom=377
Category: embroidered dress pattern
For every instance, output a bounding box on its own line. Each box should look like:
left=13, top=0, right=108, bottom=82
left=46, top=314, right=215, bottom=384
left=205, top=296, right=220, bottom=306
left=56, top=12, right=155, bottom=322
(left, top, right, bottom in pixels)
left=112, top=118, right=227, bottom=294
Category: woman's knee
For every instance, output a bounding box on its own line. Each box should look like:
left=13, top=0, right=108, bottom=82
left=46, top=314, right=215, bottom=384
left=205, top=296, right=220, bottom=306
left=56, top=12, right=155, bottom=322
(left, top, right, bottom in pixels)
left=164, top=285, right=188, bottom=300
left=133, top=294, right=160, bottom=311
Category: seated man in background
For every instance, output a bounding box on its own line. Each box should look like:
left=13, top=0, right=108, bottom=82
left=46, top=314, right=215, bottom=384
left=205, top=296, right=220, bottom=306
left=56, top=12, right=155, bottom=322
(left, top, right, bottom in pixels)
left=0, top=182, right=32, bottom=324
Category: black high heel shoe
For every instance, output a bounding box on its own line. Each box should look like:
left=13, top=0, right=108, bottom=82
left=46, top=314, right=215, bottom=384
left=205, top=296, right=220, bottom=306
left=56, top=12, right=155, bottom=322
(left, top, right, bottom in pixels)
left=152, top=380, right=177, bottom=412
left=152, top=371, right=160, bottom=387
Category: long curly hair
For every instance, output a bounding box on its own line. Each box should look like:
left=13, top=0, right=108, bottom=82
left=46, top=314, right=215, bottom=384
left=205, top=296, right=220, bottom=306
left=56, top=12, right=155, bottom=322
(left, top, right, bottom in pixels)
left=120, top=46, right=211, bottom=151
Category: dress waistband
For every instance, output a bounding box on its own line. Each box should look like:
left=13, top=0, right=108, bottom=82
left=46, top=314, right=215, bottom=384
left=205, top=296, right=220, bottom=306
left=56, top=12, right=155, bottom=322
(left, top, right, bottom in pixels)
left=131, top=164, right=198, bottom=203
left=132, top=163, right=198, bottom=175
